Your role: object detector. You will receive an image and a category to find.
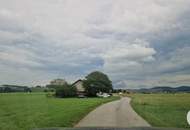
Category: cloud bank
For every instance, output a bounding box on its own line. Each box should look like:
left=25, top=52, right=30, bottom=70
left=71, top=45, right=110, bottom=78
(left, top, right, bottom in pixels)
left=0, top=0, right=190, bottom=88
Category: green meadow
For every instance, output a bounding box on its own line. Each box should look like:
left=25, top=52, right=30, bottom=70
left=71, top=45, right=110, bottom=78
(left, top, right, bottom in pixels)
left=0, top=93, right=118, bottom=130
left=130, top=93, right=190, bottom=128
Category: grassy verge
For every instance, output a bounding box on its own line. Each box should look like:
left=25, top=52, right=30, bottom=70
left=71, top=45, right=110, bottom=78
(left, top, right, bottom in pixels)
left=0, top=93, right=119, bottom=130
left=129, top=93, right=190, bottom=128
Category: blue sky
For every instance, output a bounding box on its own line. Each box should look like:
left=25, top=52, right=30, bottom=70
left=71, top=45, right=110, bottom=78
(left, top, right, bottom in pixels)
left=0, top=0, right=190, bottom=88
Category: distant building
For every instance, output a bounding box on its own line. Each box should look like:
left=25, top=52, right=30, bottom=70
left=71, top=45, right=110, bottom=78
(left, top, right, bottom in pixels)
left=50, top=79, right=67, bottom=86
left=72, top=79, right=86, bottom=97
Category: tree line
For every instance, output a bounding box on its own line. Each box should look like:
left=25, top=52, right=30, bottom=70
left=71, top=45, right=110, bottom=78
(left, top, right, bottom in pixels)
left=47, top=71, right=113, bottom=97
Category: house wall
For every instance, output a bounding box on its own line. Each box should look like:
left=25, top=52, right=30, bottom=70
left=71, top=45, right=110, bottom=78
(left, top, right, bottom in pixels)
left=75, top=81, right=85, bottom=92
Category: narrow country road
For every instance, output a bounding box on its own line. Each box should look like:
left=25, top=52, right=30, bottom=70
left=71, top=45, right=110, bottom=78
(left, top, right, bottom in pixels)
left=76, top=97, right=150, bottom=127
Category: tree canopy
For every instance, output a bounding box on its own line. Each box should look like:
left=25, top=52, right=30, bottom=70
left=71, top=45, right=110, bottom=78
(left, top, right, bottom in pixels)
left=83, top=71, right=113, bottom=96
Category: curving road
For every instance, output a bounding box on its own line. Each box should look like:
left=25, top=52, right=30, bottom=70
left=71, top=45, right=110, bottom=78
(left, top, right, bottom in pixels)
left=76, top=97, right=150, bottom=127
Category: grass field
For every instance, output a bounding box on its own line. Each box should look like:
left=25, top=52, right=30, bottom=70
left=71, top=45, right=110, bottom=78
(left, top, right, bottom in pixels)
left=0, top=93, right=119, bottom=130
left=130, top=93, right=190, bottom=128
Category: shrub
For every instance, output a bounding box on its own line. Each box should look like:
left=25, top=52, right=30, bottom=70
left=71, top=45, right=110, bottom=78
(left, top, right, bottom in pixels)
left=46, top=92, right=55, bottom=98
left=55, top=84, right=77, bottom=98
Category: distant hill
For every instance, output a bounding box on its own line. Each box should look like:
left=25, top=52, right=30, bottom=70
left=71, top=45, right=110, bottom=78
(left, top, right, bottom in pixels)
left=2, top=84, right=29, bottom=88
left=0, top=84, right=31, bottom=93
left=127, top=86, right=190, bottom=93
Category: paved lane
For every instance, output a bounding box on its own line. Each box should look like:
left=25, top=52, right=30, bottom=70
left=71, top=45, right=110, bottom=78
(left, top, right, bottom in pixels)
left=76, top=97, right=150, bottom=127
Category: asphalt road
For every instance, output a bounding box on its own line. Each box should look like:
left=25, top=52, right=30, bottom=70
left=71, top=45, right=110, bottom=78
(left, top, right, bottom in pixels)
left=76, top=97, right=151, bottom=127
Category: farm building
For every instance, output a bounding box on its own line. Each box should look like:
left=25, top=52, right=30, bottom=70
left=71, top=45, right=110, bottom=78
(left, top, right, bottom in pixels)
left=72, top=79, right=86, bottom=97
left=50, top=79, right=67, bottom=86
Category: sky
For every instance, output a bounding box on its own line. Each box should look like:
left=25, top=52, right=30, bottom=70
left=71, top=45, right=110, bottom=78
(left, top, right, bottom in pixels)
left=0, top=0, right=190, bottom=88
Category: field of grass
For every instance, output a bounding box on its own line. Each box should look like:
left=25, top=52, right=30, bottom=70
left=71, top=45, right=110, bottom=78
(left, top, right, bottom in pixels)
left=130, top=93, right=190, bottom=128
left=0, top=93, right=119, bottom=130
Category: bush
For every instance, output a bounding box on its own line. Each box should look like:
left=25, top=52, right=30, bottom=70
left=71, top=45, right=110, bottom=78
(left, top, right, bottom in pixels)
left=46, top=92, right=55, bottom=98
left=55, top=84, right=77, bottom=98
left=44, top=88, right=55, bottom=92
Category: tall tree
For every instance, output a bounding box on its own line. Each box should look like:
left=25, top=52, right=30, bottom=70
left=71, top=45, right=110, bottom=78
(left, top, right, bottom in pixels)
left=83, top=71, right=113, bottom=96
